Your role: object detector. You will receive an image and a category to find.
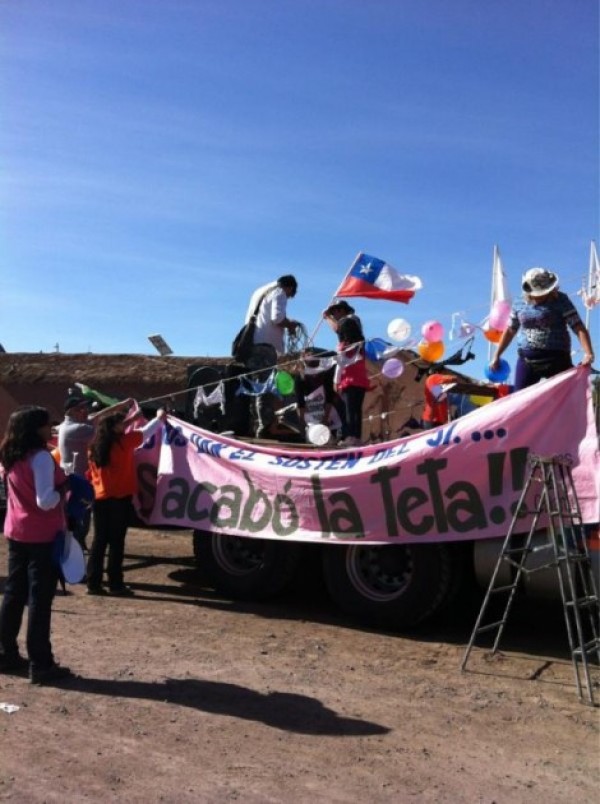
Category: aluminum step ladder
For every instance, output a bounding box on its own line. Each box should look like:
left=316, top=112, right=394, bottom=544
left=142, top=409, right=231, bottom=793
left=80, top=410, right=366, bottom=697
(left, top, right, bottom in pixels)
left=461, top=454, right=600, bottom=706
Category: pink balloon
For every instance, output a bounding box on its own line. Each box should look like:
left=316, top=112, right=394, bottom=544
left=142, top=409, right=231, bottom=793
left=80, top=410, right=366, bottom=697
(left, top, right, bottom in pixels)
left=382, top=358, right=404, bottom=379
left=421, top=320, right=444, bottom=343
left=489, top=300, right=511, bottom=331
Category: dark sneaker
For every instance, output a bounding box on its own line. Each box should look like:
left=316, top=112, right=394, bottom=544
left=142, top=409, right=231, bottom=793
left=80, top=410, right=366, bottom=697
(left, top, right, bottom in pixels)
left=109, top=585, right=134, bottom=597
left=86, top=585, right=107, bottom=596
left=0, top=653, right=29, bottom=675
left=29, top=662, right=74, bottom=686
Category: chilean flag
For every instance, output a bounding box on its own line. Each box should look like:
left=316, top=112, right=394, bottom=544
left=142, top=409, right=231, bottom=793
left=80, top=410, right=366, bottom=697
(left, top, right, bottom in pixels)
left=335, top=253, right=422, bottom=303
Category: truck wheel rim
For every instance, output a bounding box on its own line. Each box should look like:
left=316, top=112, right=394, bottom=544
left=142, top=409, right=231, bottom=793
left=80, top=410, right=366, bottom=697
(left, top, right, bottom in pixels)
left=345, top=545, right=413, bottom=602
left=213, top=535, right=266, bottom=577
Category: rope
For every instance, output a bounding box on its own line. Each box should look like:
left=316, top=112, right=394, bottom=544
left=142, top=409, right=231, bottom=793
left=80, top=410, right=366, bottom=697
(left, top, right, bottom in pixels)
left=138, top=339, right=380, bottom=408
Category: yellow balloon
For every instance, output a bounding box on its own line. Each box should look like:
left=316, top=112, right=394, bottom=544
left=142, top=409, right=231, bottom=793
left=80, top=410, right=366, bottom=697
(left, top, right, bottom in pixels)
left=417, top=340, right=445, bottom=362
left=469, top=395, right=493, bottom=407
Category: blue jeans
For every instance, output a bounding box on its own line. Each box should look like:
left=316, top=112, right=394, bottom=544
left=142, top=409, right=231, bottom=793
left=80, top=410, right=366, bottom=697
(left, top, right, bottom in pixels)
left=0, top=539, right=58, bottom=668
left=246, top=344, right=278, bottom=436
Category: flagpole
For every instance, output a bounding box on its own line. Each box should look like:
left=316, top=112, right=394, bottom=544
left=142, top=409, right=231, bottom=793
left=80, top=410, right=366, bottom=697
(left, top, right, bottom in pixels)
left=306, top=252, right=362, bottom=346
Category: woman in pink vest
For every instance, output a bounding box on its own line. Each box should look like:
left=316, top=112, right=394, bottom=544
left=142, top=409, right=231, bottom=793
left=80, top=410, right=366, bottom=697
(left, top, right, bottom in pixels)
left=0, top=406, right=73, bottom=685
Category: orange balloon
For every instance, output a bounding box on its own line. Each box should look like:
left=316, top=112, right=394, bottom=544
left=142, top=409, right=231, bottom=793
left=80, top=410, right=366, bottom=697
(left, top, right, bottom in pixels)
left=417, top=340, right=445, bottom=362
left=484, top=328, right=502, bottom=343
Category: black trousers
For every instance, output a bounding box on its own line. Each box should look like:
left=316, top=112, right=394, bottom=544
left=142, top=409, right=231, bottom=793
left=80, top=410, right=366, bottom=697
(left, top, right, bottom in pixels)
left=87, top=497, right=132, bottom=589
left=0, top=539, right=58, bottom=669
left=341, top=386, right=366, bottom=439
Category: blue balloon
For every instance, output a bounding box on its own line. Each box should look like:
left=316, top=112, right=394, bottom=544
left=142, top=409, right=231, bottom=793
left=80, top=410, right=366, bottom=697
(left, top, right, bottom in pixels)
left=485, top=359, right=510, bottom=383
left=364, top=338, right=392, bottom=361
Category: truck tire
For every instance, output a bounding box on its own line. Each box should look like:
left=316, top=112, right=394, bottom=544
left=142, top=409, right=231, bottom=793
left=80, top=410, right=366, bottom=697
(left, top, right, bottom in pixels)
left=193, top=530, right=301, bottom=600
left=322, top=542, right=455, bottom=629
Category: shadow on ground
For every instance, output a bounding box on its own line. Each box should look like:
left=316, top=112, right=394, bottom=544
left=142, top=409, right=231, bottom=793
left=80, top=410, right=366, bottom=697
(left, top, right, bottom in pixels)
left=62, top=675, right=390, bottom=737
left=119, top=549, right=578, bottom=664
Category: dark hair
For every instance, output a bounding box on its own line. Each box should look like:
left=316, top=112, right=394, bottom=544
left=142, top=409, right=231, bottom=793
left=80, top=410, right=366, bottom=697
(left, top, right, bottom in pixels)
left=277, top=274, right=298, bottom=296
left=0, top=406, right=51, bottom=471
left=325, top=300, right=355, bottom=317
left=89, top=412, right=126, bottom=468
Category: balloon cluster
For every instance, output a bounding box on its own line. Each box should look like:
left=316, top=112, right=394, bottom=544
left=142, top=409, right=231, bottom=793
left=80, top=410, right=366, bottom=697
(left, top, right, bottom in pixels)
left=417, top=320, right=445, bottom=363
left=374, top=310, right=512, bottom=382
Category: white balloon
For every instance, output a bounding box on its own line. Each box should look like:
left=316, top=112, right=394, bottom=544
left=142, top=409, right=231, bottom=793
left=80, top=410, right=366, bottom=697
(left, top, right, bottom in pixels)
left=387, top=318, right=412, bottom=342
left=307, top=423, right=331, bottom=446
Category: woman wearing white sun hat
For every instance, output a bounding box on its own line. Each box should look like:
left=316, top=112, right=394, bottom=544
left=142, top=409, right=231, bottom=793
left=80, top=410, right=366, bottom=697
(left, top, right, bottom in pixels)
left=489, top=267, right=594, bottom=391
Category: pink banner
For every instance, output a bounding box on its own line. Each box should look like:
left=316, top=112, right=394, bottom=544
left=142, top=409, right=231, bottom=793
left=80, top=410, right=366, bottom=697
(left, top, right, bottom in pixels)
left=135, top=368, right=599, bottom=544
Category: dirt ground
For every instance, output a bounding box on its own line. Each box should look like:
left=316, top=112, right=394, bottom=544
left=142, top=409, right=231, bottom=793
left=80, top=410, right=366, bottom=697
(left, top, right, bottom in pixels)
left=0, top=528, right=598, bottom=803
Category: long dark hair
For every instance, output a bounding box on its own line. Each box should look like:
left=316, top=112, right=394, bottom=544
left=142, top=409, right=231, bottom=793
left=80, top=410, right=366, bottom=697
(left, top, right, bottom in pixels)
left=0, top=406, right=51, bottom=471
left=89, top=413, right=126, bottom=468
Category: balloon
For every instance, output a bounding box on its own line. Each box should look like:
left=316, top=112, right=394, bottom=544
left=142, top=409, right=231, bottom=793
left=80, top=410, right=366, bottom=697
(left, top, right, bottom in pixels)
left=387, top=318, right=412, bottom=342
left=417, top=340, right=445, bottom=362
left=469, top=394, right=494, bottom=407
left=484, top=359, right=511, bottom=383
left=421, top=320, right=444, bottom=343
left=382, top=358, right=405, bottom=379
left=275, top=370, right=295, bottom=396
left=307, top=423, right=331, bottom=446
left=484, top=327, right=502, bottom=344
left=489, top=300, right=511, bottom=331
left=364, top=338, right=392, bottom=361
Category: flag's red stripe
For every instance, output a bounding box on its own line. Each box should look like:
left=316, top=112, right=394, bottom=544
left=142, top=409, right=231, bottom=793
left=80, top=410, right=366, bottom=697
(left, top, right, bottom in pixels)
left=337, top=276, right=415, bottom=303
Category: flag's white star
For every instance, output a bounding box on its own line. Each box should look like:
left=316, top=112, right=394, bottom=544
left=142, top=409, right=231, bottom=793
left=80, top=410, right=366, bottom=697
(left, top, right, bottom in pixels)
left=359, top=261, right=373, bottom=276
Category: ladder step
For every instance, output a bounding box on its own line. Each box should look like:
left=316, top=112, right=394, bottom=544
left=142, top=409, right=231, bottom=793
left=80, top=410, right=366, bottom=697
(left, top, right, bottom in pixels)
left=503, top=545, right=531, bottom=555
left=555, top=552, right=589, bottom=563
left=489, top=583, right=518, bottom=595
left=573, top=638, right=600, bottom=657
left=474, top=620, right=507, bottom=635
left=565, top=596, right=599, bottom=610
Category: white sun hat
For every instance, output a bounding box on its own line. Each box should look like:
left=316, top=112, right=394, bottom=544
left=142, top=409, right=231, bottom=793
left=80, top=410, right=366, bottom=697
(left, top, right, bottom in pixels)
left=521, top=267, right=559, bottom=298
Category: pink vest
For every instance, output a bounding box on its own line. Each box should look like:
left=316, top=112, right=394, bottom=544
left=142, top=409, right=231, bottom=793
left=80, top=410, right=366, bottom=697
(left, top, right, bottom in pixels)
left=336, top=343, right=371, bottom=391
left=4, top=451, right=66, bottom=543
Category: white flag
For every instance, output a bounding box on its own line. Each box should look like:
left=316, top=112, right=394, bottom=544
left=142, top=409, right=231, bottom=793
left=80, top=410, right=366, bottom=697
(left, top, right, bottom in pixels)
left=491, top=245, right=511, bottom=305
left=581, top=241, right=600, bottom=310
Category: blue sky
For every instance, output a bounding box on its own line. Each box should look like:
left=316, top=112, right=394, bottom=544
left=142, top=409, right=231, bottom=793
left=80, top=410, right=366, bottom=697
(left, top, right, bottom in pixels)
left=1, top=0, right=598, bottom=382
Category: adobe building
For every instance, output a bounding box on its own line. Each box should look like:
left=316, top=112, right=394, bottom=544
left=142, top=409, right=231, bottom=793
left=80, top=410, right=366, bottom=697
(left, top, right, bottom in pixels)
left=0, top=350, right=464, bottom=441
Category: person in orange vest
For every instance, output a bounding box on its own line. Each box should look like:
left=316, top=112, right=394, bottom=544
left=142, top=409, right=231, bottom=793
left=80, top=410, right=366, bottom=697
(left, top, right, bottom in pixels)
left=86, top=403, right=166, bottom=597
left=421, top=373, right=457, bottom=429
